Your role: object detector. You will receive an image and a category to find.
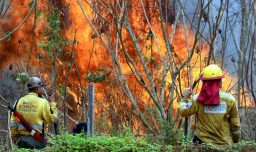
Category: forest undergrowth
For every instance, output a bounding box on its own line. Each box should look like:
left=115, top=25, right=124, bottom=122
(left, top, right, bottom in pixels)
left=9, top=134, right=256, bottom=152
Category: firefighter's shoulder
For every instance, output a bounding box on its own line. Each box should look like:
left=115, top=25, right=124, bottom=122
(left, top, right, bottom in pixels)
left=35, top=95, right=49, bottom=104
left=219, top=91, right=236, bottom=103
left=192, top=94, right=199, bottom=102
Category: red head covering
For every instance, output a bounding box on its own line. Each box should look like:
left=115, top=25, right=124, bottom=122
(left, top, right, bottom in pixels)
left=197, top=79, right=222, bottom=105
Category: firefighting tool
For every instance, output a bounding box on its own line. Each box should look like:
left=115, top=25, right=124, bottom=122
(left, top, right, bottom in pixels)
left=0, top=94, right=45, bottom=143
left=183, top=73, right=202, bottom=141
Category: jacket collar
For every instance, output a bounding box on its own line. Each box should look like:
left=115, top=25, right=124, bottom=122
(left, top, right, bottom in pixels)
left=28, top=92, right=39, bottom=96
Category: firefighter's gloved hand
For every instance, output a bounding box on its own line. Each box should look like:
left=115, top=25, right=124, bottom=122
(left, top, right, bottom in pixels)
left=182, top=88, right=192, bottom=99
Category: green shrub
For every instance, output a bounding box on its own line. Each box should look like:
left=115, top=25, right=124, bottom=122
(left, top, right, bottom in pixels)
left=12, top=135, right=256, bottom=152
left=172, top=141, right=256, bottom=152
left=52, top=134, right=162, bottom=152
left=13, top=134, right=163, bottom=152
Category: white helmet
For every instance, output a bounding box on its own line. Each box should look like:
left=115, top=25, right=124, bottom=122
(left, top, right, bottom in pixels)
left=27, top=77, right=43, bottom=89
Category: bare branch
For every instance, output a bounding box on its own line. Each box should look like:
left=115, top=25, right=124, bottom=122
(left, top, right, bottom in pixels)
left=0, top=0, right=36, bottom=41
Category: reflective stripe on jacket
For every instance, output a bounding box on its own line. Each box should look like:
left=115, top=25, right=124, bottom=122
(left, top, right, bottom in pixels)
left=179, top=91, right=240, bottom=146
left=10, top=92, right=57, bottom=136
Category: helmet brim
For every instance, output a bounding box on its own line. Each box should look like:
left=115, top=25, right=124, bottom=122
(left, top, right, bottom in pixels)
left=200, top=75, right=224, bottom=81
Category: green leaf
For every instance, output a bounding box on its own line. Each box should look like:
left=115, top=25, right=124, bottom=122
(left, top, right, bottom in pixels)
left=4, top=31, right=11, bottom=40
left=37, top=53, right=43, bottom=59
left=68, top=62, right=72, bottom=67
left=69, top=39, right=77, bottom=44
left=14, top=72, right=29, bottom=84
left=28, top=0, right=35, bottom=8
left=35, top=11, right=42, bottom=19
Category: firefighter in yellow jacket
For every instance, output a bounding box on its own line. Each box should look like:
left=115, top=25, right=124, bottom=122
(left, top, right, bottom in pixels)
left=10, top=77, right=58, bottom=149
left=179, top=64, right=240, bottom=146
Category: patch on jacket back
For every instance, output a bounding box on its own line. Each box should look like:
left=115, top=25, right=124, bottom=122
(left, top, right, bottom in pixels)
left=204, top=102, right=227, bottom=114
left=18, top=101, right=37, bottom=112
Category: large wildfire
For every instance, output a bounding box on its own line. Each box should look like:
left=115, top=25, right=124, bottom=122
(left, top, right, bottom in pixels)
left=0, top=0, right=250, bottom=134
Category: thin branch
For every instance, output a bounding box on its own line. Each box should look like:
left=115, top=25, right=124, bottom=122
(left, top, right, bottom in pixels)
left=0, top=0, right=35, bottom=41
left=63, top=31, right=77, bottom=133
left=27, top=0, right=38, bottom=72
left=7, top=111, right=13, bottom=151
left=1, top=0, right=13, bottom=19
left=57, top=109, right=78, bottom=124
left=140, top=0, right=163, bottom=61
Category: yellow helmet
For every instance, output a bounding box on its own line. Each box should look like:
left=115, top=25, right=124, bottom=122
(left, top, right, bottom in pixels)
left=201, top=64, right=224, bottom=80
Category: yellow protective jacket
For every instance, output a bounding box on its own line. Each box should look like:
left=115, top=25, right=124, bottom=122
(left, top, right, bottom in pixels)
left=10, top=92, right=57, bottom=137
left=179, top=91, right=240, bottom=146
